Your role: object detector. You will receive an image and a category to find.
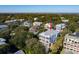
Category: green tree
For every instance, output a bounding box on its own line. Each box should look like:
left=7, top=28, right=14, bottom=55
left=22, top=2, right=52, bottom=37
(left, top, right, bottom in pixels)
left=24, top=38, right=45, bottom=54
left=51, top=37, right=63, bottom=54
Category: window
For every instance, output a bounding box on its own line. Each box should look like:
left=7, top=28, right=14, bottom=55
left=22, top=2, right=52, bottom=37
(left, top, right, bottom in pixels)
left=74, top=45, right=76, bottom=47
left=46, top=41, right=49, bottom=43
left=65, top=39, right=67, bottom=41
left=69, top=39, right=71, bottom=41
left=74, top=50, right=75, bottom=51
left=70, top=49, right=73, bottom=50
left=72, top=40, right=74, bottom=43
left=71, top=45, right=73, bottom=46
left=64, top=43, right=66, bottom=45
left=49, top=43, right=51, bottom=46
left=75, top=42, right=77, bottom=44
left=42, top=40, right=45, bottom=42
left=78, top=42, right=79, bottom=44
left=68, top=44, right=70, bottom=45
left=67, top=48, right=69, bottom=49
left=77, top=51, right=79, bottom=52
left=64, top=47, right=66, bottom=49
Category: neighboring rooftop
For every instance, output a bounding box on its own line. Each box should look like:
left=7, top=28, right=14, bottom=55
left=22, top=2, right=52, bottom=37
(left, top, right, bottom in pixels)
left=14, top=50, right=25, bottom=54
left=39, top=29, right=60, bottom=43
left=0, top=38, right=6, bottom=42
left=0, top=42, right=6, bottom=45
left=65, top=32, right=79, bottom=41
left=39, top=29, right=59, bottom=38
left=0, top=25, right=8, bottom=29
left=69, top=32, right=79, bottom=37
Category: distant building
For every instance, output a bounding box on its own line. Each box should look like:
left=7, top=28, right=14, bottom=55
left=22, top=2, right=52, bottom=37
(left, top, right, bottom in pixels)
left=61, top=17, right=69, bottom=23
left=5, top=19, right=17, bottom=23
left=5, top=19, right=19, bottom=25
left=18, top=19, right=25, bottom=22
left=33, top=22, right=42, bottom=26
left=62, top=19, right=69, bottom=23
left=5, top=19, right=25, bottom=25
left=60, top=17, right=65, bottom=20
left=21, top=21, right=32, bottom=27
left=77, top=21, right=79, bottom=25
left=44, top=23, right=51, bottom=29
left=34, top=17, right=38, bottom=21
left=14, top=50, right=25, bottom=54
left=29, top=26, right=39, bottom=35
left=10, top=31, right=16, bottom=36
left=39, top=29, right=60, bottom=52
left=0, top=24, right=8, bottom=31
left=63, top=32, right=79, bottom=54
left=5, top=19, right=24, bottom=23
left=0, top=38, right=6, bottom=45
left=55, top=23, right=66, bottom=32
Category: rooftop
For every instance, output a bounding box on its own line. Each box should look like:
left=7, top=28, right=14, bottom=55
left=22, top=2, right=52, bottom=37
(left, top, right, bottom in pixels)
left=0, top=25, right=8, bottom=29
left=70, top=32, right=79, bottom=37
left=0, top=42, right=6, bottom=45
left=0, top=38, right=6, bottom=42
left=39, top=29, right=59, bottom=38
left=14, top=50, right=24, bottom=54
left=65, top=32, right=79, bottom=41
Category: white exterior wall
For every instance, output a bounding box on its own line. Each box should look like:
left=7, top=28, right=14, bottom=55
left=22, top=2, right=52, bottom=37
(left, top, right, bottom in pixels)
left=64, top=34, right=79, bottom=54
left=44, top=23, right=50, bottom=29
left=39, top=35, right=51, bottom=52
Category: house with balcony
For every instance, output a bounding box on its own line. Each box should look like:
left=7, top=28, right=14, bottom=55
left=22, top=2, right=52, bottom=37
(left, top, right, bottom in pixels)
left=39, top=29, right=60, bottom=52
left=63, top=32, right=79, bottom=54
left=55, top=23, right=66, bottom=32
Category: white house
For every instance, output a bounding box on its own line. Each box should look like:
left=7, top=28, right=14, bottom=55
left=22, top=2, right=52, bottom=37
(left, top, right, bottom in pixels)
left=5, top=19, right=17, bottom=23
left=14, top=50, right=25, bottom=54
left=61, top=17, right=69, bottom=23
left=21, top=21, right=32, bottom=27
left=55, top=23, right=66, bottom=32
left=33, top=22, right=42, bottom=26
left=0, top=24, right=8, bottom=31
left=60, top=17, right=65, bottom=20
left=39, top=29, right=60, bottom=52
left=29, top=26, right=39, bottom=35
left=0, top=38, right=6, bottom=45
left=63, top=32, right=79, bottom=54
left=62, top=19, right=69, bottom=23
left=34, top=17, right=38, bottom=21
left=44, top=23, right=51, bottom=29
left=18, top=19, right=25, bottom=22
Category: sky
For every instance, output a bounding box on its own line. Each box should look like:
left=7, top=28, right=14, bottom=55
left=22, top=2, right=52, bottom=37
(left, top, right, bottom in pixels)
left=0, top=5, right=79, bottom=13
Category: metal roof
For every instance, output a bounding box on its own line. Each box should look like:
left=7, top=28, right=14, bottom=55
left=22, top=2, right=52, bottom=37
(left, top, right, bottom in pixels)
left=0, top=25, right=8, bottom=29
left=39, top=29, right=60, bottom=43
left=69, top=32, right=79, bottom=38
left=39, top=29, right=59, bottom=38
left=14, top=50, right=24, bottom=54
left=0, top=42, right=6, bottom=45
left=0, top=38, right=6, bottom=42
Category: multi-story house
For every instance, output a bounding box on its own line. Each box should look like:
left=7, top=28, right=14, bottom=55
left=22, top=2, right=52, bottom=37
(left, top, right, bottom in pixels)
left=63, top=32, right=79, bottom=54
left=39, top=29, right=60, bottom=52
